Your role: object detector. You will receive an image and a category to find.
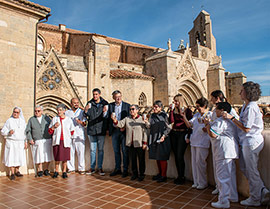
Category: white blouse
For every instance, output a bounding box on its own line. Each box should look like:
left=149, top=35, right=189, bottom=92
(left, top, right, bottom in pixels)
left=238, top=101, right=264, bottom=147
left=1, top=117, right=26, bottom=141
left=189, top=112, right=212, bottom=148
left=210, top=117, right=238, bottom=160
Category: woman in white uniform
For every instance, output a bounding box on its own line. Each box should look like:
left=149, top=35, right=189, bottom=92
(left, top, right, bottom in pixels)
left=209, top=90, right=239, bottom=196
left=205, top=102, right=238, bottom=209
left=1, top=107, right=27, bottom=180
left=223, top=81, right=270, bottom=206
left=182, top=97, right=212, bottom=190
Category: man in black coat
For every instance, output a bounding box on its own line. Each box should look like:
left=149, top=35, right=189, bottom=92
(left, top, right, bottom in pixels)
left=108, top=90, right=130, bottom=177
left=84, top=88, right=108, bottom=176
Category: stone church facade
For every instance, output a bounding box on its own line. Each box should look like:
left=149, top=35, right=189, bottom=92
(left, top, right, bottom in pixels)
left=36, top=10, right=246, bottom=117
left=0, top=0, right=246, bottom=122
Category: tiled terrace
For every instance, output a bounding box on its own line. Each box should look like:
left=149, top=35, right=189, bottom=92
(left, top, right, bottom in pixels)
left=0, top=173, right=268, bottom=209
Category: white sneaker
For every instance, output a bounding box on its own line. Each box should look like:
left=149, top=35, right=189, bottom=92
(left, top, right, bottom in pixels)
left=212, top=188, right=219, bottom=195
left=261, top=188, right=270, bottom=205
left=192, top=184, right=198, bottom=188
left=240, top=197, right=260, bottom=206
left=211, top=201, right=230, bottom=208
left=229, top=199, right=238, bottom=203
left=196, top=185, right=207, bottom=190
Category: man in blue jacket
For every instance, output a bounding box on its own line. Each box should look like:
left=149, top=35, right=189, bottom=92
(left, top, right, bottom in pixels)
left=84, top=88, right=108, bottom=175
left=108, top=90, right=130, bottom=177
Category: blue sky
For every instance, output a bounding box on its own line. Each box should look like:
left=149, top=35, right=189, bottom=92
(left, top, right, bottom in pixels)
left=33, top=0, right=270, bottom=96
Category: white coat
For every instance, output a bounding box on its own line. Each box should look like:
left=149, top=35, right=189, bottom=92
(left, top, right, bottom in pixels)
left=65, top=108, right=86, bottom=140
left=189, top=112, right=212, bottom=148
left=238, top=101, right=264, bottom=147
left=210, top=117, right=238, bottom=160
left=49, top=116, right=75, bottom=148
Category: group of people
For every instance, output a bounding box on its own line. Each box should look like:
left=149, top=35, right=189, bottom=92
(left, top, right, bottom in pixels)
left=1, top=82, right=270, bottom=208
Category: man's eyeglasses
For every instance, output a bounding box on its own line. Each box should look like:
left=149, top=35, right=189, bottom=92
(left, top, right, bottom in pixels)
left=35, top=110, right=41, bottom=112
left=130, top=108, right=136, bottom=111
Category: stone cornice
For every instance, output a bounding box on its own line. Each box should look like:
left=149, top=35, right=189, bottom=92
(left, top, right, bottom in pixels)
left=0, top=0, right=50, bottom=19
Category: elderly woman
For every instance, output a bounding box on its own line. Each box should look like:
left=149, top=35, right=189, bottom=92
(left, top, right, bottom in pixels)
left=223, top=81, right=270, bottom=206
left=1, top=107, right=27, bottom=180
left=112, top=104, right=147, bottom=181
left=49, top=104, right=75, bottom=178
left=145, top=100, right=171, bottom=183
left=169, top=94, right=192, bottom=185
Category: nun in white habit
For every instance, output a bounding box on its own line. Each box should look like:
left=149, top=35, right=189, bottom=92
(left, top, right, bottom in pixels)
left=1, top=107, right=27, bottom=180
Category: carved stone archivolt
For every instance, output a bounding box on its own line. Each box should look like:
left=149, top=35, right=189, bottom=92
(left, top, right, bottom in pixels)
left=177, top=60, right=199, bottom=82
left=38, top=61, right=63, bottom=90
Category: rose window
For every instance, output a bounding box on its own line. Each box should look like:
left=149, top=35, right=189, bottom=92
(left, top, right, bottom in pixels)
left=39, top=61, right=62, bottom=90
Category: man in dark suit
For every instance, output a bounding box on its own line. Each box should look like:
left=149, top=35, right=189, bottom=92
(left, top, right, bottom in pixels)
left=108, top=90, right=130, bottom=177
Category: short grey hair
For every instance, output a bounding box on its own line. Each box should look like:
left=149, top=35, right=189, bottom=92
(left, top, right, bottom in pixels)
left=243, top=81, right=261, bottom=101
left=130, top=104, right=139, bottom=110
left=112, top=90, right=121, bottom=96
left=56, top=103, right=66, bottom=110
left=35, top=105, right=43, bottom=110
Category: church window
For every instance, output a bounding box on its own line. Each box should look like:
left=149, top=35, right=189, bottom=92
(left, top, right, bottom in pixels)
left=49, top=83, right=54, bottom=90
left=49, top=70, right=55, bottom=77
left=37, top=36, right=44, bottom=52
left=42, top=76, right=48, bottom=83
left=39, top=60, right=62, bottom=91
left=49, top=61, right=55, bottom=67
left=138, top=93, right=147, bottom=107
left=55, top=77, right=61, bottom=83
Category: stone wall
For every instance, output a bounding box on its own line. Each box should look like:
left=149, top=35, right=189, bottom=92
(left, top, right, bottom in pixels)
left=39, top=30, right=63, bottom=53
left=69, top=34, right=90, bottom=56
left=226, top=72, right=247, bottom=105
left=109, top=43, right=122, bottom=62
left=126, top=46, right=154, bottom=65
left=145, top=53, right=169, bottom=105
left=111, top=78, right=153, bottom=106
left=0, top=1, right=49, bottom=126
left=207, top=67, right=226, bottom=99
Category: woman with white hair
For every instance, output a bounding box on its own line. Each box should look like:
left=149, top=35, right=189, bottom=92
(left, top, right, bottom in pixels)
left=49, top=104, right=75, bottom=179
left=1, top=107, right=27, bottom=180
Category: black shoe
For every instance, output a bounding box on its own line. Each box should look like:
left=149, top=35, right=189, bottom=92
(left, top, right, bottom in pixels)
left=122, top=171, right=128, bottom=178
left=44, top=169, right=50, bottom=176
left=10, top=174, right=15, bottom=180
left=152, top=174, right=161, bottom=181
left=37, top=171, right=43, bottom=177
left=110, top=169, right=122, bottom=176
left=174, top=177, right=185, bottom=185
left=157, top=176, right=167, bottom=183
left=52, top=172, right=59, bottom=178
left=130, top=175, right=138, bottom=180
left=138, top=175, right=145, bottom=182
left=15, top=172, right=23, bottom=177
left=62, top=172, right=68, bottom=179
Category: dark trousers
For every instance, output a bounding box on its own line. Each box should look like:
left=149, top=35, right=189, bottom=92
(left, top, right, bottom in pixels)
left=170, top=130, right=187, bottom=178
left=112, top=129, right=129, bottom=171
left=128, top=145, right=145, bottom=177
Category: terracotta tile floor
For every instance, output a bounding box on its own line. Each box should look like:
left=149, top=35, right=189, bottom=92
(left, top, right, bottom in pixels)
left=0, top=173, right=268, bottom=209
